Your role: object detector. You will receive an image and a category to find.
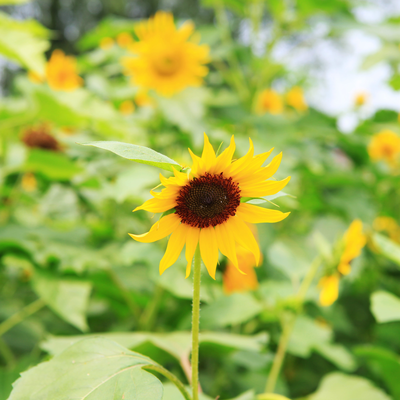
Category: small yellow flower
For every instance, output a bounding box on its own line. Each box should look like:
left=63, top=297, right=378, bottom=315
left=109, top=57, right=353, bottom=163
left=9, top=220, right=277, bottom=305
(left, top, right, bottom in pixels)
left=119, top=100, right=135, bottom=115
left=135, top=89, right=154, bottom=107
left=122, top=11, right=210, bottom=96
left=117, top=32, right=133, bottom=48
left=256, top=89, right=284, bottom=115
left=28, top=71, right=45, bottom=84
left=355, top=92, right=368, bottom=107
left=318, top=274, right=339, bottom=307
left=129, top=133, right=290, bottom=279
left=368, top=130, right=400, bottom=167
left=21, top=172, right=37, bottom=192
left=286, top=86, right=308, bottom=112
left=338, top=220, right=366, bottom=275
left=100, top=37, right=115, bottom=50
left=46, top=50, right=83, bottom=92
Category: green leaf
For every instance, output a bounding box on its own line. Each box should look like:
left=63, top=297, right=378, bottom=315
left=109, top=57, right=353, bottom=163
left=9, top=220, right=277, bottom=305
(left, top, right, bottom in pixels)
left=201, top=293, right=263, bottom=328
left=80, top=141, right=182, bottom=172
left=8, top=338, right=163, bottom=400
left=355, top=346, right=400, bottom=400
left=307, top=372, right=391, bottom=400
left=371, top=291, right=400, bottom=323
left=31, top=270, right=92, bottom=331
left=24, top=149, right=83, bottom=180
left=373, top=233, right=400, bottom=268
left=0, top=12, right=49, bottom=74
left=0, top=0, right=29, bottom=4
left=162, top=383, right=214, bottom=400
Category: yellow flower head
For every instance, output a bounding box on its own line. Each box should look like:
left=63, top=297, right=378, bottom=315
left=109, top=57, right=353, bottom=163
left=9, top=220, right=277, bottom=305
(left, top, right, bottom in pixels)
left=119, top=100, right=135, bottom=115
left=256, top=89, right=284, bottom=115
left=355, top=92, right=368, bottom=107
left=368, top=130, right=400, bottom=167
left=100, top=37, right=115, bottom=50
left=286, top=86, right=308, bottom=112
left=122, top=11, right=210, bottom=96
left=46, top=50, right=83, bottom=92
left=318, top=274, right=339, bottom=307
left=338, top=219, right=366, bottom=275
left=117, top=32, right=133, bottom=48
left=129, top=133, right=290, bottom=279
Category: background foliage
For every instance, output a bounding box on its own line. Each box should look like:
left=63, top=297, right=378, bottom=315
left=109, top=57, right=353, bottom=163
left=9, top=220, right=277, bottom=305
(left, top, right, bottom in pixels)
left=1, top=0, right=400, bottom=399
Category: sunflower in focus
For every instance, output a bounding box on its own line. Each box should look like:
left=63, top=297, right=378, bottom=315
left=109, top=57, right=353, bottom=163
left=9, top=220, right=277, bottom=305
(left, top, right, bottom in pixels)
left=46, top=50, right=83, bottom=92
left=318, top=220, right=366, bottom=306
left=368, top=130, right=400, bottom=168
left=122, top=11, right=210, bottom=96
left=129, top=133, right=290, bottom=279
left=286, top=86, right=308, bottom=112
left=256, top=89, right=283, bottom=115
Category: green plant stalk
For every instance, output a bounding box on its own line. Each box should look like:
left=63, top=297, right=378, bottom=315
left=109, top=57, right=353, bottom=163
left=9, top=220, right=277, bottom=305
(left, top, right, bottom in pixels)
left=264, top=256, right=322, bottom=393
left=143, top=364, right=192, bottom=400
left=191, top=246, right=202, bottom=400
left=0, top=298, right=45, bottom=337
left=0, top=336, right=16, bottom=368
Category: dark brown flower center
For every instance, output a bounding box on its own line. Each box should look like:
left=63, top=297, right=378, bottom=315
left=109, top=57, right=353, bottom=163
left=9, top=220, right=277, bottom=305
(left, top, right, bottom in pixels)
left=175, top=173, right=241, bottom=228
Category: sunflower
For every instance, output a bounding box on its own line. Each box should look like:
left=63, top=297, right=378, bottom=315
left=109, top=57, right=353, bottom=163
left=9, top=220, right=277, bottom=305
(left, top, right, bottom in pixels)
left=368, top=130, right=400, bottom=167
left=286, top=86, right=308, bottom=112
left=129, top=134, right=290, bottom=279
left=256, top=89, right=284, bottom=115
left=122, top=11, right=210, bottom=96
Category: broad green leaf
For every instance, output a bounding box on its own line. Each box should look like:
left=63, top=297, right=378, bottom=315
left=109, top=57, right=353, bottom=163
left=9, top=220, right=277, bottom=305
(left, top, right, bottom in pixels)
left=0, top=12, right=49, bottom=74
left=80, top=141, right=182, bottom=172
left=356, top=346, right=400, bottom=400
left=308, top=372, right=391, bottom=400
left=8, top=338, right=163, bottom=400
left=31, top=270, right=92, bottom=331
left=201, top=293, right=263, bottom=328
left=24, top=149, right=83, bottom=180
left=41, top=331, right=268, bottom=362
left=288, top=316, right=356, bottom=371
left=371, top=291, right=400, bottom=323
left=373, top=233, right=400, bottom=268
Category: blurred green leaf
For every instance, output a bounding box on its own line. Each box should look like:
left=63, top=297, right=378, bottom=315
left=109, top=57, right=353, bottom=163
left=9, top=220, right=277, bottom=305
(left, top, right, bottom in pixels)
left=0, top=0, right=28, bottom=4
left=371, top=291, right=400, bottom=323
left=373, top=233, right=400, bottom=268
left=355, top=346, right=400, bottom=400
left=307, top=372, right=391, bottom=400
left=0, top=12, right=49, bottom=74
left=24, top=149, right=82, bottom=180
left=201, top=293, right=263, bottom=328
left=31, top=270, right=91, bottom=331
left=80, top=141, right=182, bottom=172
left=8, top=338, right=163, bottom=400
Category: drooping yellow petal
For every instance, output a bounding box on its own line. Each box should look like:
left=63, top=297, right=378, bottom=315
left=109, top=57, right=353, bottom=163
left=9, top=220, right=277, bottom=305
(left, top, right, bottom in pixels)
left=240, top=176, right=291, bottom=197
left=129, top=213, right=180, bottom=243
left=159, top=223, right=188, bottom=274
left=229, top=217, right=260, bottom=265
left=185, top=226, right=200, bottom=278
left=215, top=222, right=239, bottom=269
left=318, top=274, right=340, bottom=306
left=199, top=227, right=219, bottom=279
left=134, top=197, right=176, bottom=213
left=236, top=203, right=290, bottom=224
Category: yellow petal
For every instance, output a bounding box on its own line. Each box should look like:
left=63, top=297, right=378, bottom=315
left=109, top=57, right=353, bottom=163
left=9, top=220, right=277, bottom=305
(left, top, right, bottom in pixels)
left=201, top=132, right=216, bottom=166
left=199, top=227, right=219, bottom=279
left=338, top=262, right=351, bottom=275
left=240, top=152, right=282, bottom=185
left=159, top=223, right=188, bottom=274
left=225, top=138, right=254, bottom=177
left=229, top=217, right=260, bottom=265
left=236, top=203, right=290, bottom=224
left=211, top=136, right=236, bottom=174
left=318, top=274, right=339, bottom=306
left=185, top=226, right=200, bottom=278
left=134, top=197, right=176, bottom=213
left=215, top=221, right=239, bottom=269
left=240, top=176, right=291, bottom=197
left=231, top=148, right=273, bottom=182
left=128, top=213, right=180, bottom=243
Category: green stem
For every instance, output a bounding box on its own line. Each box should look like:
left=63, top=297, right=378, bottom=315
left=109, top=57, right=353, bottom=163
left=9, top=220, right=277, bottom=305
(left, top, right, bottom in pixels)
left=143, top=364, right=192, bottom=400
left=0, top=336, right=16, bottom=368
left=0, top=298, right=45, bottom=337
left=264, top=256, right=322, bottom=394
left=191, top=246, right=202, bottom=400
left=139, top=285, right=164, bottom=330
left=107, top=269, right=141, bottom=325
